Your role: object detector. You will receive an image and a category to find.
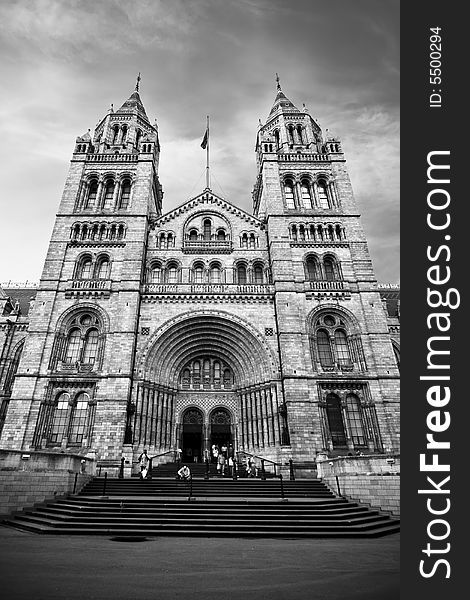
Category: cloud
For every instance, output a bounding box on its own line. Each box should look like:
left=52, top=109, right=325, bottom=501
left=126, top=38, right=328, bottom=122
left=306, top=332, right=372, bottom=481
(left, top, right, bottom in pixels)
left=0, top=0, right=399, bottom=284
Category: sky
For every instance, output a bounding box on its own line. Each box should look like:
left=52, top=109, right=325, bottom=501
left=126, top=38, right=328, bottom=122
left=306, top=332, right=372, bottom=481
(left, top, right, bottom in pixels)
left=0, top=0, right=399, bottom=285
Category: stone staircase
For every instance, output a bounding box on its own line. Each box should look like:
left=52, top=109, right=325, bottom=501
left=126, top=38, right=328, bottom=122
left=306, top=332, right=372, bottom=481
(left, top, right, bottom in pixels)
left=2, top=475, right=400, bottom=538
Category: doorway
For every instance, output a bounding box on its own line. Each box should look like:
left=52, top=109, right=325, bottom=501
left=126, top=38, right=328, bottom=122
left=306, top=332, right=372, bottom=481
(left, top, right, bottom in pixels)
left=209, top=408, right=232, bottom=462
left=181, top=408, right=203, bottom=463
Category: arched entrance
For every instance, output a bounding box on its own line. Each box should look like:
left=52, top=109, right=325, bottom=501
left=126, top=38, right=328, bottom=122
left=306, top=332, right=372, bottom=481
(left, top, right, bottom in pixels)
left=210, top=408, right=232, bottom=460
left=181, top=408, right=203, bottom=463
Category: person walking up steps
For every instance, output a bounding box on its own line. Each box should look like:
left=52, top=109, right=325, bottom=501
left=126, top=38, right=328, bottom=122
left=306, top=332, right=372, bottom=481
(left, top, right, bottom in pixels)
left=138, top=449, right=149, bottom=479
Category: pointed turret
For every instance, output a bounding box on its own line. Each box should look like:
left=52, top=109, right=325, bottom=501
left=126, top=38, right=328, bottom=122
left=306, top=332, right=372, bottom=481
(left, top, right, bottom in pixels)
left=267, top=74, right=301, bottom=119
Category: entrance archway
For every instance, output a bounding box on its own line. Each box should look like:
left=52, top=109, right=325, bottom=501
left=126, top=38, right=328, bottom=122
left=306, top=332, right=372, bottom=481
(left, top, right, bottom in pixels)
left=209, top=408, right=232, bottom=461
left=181, top=408, right=203, bottom=463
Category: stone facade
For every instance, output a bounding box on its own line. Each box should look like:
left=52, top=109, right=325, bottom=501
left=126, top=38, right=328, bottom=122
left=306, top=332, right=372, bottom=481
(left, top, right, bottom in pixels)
left=0, top=79, right=400, bottom=467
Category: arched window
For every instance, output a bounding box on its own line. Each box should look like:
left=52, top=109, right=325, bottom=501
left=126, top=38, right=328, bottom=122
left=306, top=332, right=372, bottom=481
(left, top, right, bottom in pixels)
left=317, top=180, right=329, bottom=208
left=305, top=256, right=320, bottom=281
left=274, top=129, right=280, bottom=149
left=159, top=233, right=166, bottom=249
left=297, top=125, right=304, bottom=144
left=193, top=361, right=201, bottom=382
left=189, top=229, right=198, bottom=242
left=213, top=361, right=221, bottom=380
left=103, top=180, right=114, bottom=209
left=241, top=233, right=248, bottom=248
left=86, top=180, right=98, bottom=209
left=150, top=263, right=162, bottom=284
left=65, top=328, right=81, bottom=364
left=326, top=394, right=347, bottom=446
left=237, top=264, right=247, bottom=285
left=119, top=179, right=131, bottom=209
left=96, top=257, right=109, bottom=279
left=335, top=329, right=351, bottom=367
left=167, top=233, right=174, bottom=248
left=203, top=219, right=211, bottom=241
left=78, top=257, right=92, bottom=279
left=193, top=262, right=204, bottom=284
left=68, top=392, right=90, bottom=445
left=324, top=257, right=336, bottom=281
left=301, top=180, right=312, bottom=209
left=317, top=329, right=334, bottom=368
left=217, top=229, right=226, bottom=241
left=121, top=125, right=127, bottom=144
left=253, top=264, right=264, bottom=284
left=299, top=225, right=306, bottom=241
left=210, top=264, right=222, bottom=283
left=112, top=126, right=119, bottom=145
left=82, top=329, right=99, bottom=365
left=287, top=125, right=295, bottom=145
left=167, top=263, right=178, bottom=284
left=284, top=179, right=295, bottom=208
left=50, top=393, right=71, bottom=444
left=346, top=394, right=365, bottom=445
left=135, top=129, right=142, bottom=150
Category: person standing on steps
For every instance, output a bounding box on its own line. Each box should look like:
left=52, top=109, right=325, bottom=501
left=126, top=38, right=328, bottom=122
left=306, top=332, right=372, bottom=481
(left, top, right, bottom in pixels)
left=227, top=443, right=235, bottom=477
left=217, top=452, right=225, bottom=477
left=138, top=449, right=149, bottom=480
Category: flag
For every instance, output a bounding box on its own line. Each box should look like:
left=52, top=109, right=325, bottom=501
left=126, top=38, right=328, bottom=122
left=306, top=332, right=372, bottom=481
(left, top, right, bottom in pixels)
left=201, top=128, right=208, bottom=149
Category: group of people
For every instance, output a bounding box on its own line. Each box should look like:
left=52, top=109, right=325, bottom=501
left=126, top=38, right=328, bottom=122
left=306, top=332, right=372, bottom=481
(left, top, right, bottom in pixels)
left=211, top=443, right=236, bottom=476
left=137, top=445, right=259, bottom=480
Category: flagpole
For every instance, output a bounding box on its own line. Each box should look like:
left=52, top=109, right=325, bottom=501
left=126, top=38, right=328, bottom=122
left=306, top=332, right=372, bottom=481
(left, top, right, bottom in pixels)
left=206, top=115, right=210, bottom=189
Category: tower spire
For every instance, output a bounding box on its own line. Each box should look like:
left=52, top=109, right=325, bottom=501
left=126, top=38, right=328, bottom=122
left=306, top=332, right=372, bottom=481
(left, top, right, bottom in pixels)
left=275, top=72, right=281, bottom=91
left=135, top=72, right=141, bottom=92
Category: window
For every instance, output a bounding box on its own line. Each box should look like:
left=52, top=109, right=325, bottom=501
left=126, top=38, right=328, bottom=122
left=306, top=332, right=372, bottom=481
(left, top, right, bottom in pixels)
left=297, top=125, right=304, bottom=144
left=210, top=264, right=222, bottom=283
left=167, top=264, right=178, bottom=284
left=274, top=129, right=280, bottom=149
left=335, top=330, right=352, bottom=367
left=119, top=180, right=131, bottom=209
left=237, top=264, right=247, bottom=285
left=104, top=180, right=114, bottom=208
left=79, top=258, right=92, bottom=279
left=249, top=233, right=256, bottom=249
left=284, top=180, right=295, bottom=208
left=189, top=229, right=198, bottom=242
left=346, top=394, right=365, bottom=445
left=96, top=258, right=109, bottom=279
left=287, top=125, right=295, bottom=145
left=317, top=181, right=329, bottom=208
left=254, top=264, right=264, bottom=284
left=301, top=180, right=312, bottom=209
left=69, top=393, right=90, bottom=444
left=112, top=126, right=119, bottom=144
left=150, top=264, right=162, bottom=284
left=241, top=233, right=248, bottom=248
left=203, top=219, right=211, bottom=241
left=326, top=394, right=346, bottom=446
left=50, top=393, right=71, bottom=444
left=324, top=257, right=336, bottom=280
left=317, top=329, right=334, bottom=368
left=193, top=263, right=204, bottom=284
left=86, top=180, right=98, bottom=208
left=305, top=257, right=320, bottom=281
left=180, top=358, right=233, bottom=390
left=65, top=329, right=81, bottom=364
left=217, top=229, right=226, bottom=241
left=82, top=329, right=99, bottom=365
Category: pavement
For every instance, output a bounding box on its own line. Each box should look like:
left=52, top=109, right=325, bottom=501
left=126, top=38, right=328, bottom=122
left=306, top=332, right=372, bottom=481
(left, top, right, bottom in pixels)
left=0, top=526, right=399, bottom=600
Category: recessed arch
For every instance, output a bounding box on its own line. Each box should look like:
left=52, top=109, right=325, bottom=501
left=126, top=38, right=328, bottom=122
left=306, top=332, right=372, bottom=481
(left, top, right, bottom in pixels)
left=138, top=310, right=279, bottom=388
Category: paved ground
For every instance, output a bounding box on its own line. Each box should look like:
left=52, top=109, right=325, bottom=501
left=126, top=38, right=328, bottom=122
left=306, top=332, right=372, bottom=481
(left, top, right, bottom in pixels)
left=0, top=526, right=399, bottom=600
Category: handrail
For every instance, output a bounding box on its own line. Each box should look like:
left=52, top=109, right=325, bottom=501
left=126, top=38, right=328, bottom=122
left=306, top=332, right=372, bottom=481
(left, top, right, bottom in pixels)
left=149, top=449, right=176, bottom=461
left=237, top=450, right=283, bottom=478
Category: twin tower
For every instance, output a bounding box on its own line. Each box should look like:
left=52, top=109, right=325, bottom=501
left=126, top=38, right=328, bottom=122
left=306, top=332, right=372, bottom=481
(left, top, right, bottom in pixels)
left=0, top=78, right=400, bottom=468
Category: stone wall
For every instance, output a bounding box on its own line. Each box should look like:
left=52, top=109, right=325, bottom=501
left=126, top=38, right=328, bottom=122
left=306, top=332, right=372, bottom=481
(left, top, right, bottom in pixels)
left=0, top=449, right=95, bottom=516
left=317, top=453, right=400, bottom=516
